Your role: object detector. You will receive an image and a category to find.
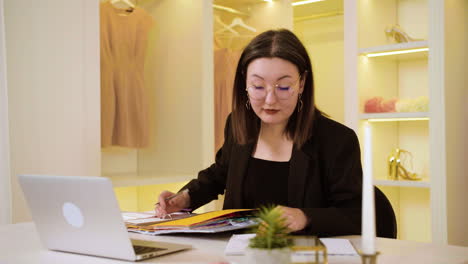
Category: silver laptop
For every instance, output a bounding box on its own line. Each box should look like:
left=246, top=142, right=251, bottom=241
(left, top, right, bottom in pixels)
left=18, top=174, right=191, bottom=261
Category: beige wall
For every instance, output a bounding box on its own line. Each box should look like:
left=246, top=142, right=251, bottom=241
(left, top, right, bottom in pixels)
left=294, top=15, right=344, bottom=123
left=248, top=0, right=293, bottom=32
left=0, top=0, right=12, bottom=225
left=4, top=0, right=101, bottom=222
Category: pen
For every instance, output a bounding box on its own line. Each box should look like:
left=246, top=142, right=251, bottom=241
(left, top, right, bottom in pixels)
left=154, top=189, right=189, bottom=207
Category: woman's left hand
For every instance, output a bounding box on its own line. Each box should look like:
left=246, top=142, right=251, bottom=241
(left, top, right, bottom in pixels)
left=276, top=205, right=308, bottom=232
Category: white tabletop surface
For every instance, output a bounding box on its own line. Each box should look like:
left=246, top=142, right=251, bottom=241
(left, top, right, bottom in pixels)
left=1, top=222, right=467, bottom=264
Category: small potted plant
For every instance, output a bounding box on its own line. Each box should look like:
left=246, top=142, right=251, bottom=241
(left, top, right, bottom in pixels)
left=245, top=206, right=292, bottom=264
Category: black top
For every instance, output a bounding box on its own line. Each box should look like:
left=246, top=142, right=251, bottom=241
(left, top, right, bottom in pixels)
left=182, top=113, right=363, bottom=237
left=242, top=157, right=289, bottom=208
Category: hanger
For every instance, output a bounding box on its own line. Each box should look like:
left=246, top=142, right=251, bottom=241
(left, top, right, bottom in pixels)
left=229, top=18, right=256, bottom=32
left=214, top=15, right=239, bottom=36
left=215, top=17, right=257, bottom=35
left=212, top=4, right=249, bottom=16
left=110, top=0, right=136, bottom=9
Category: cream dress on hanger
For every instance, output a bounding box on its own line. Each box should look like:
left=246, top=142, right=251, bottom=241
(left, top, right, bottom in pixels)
left=213, top=38, right=242, bottom=152
left=100, top=1, right=153, bottom=148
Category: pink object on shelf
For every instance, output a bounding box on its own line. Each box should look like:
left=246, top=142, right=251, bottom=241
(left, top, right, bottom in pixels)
left=364, top=97, right=396, bottom=113
left=364, top=97, right=383, bottom=113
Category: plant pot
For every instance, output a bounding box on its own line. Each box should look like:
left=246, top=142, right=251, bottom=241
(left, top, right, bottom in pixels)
left=245, top=247, right=291, bottom=264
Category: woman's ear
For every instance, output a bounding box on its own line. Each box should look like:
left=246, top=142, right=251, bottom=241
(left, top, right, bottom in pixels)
left=299, top=74, right=306, bottom=94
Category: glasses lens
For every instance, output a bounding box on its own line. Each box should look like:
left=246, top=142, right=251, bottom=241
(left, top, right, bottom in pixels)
left=246, top=79, right=297, bottom=100
left=275, top=82, right=294, bottom=100
left=247, top=85, right=266, bottom=100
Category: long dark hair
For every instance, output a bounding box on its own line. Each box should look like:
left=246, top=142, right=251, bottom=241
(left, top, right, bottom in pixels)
left=231, top=29, right=319, bottom=148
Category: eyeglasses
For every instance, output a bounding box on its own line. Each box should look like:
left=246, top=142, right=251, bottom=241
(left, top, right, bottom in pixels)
left=246, top=76, right=302, bottom=100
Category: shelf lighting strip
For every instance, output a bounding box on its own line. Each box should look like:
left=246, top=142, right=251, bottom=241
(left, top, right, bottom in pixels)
left=365, top=47, right=429, bottom=58
left=291, top=0, right=325, bottom=7
left=367, top=117, right=429, bottom=122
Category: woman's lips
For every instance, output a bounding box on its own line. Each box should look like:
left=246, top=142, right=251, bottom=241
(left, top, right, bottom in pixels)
left=264, top=109, right=279, bottom=114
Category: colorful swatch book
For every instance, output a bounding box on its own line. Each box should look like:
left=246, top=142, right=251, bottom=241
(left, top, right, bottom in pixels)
left=127, top=209, right=257, bottom=235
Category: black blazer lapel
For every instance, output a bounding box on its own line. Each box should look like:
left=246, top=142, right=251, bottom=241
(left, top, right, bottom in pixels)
left=288, top=147, right=310, bottom=207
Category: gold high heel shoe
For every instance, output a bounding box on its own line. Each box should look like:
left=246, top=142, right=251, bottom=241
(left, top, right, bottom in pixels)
left=397, top=149, right=421, bottom=181
left=388, top=151, right=398, bottom=180
left=385, top=24, right=423, bottom=43
left=387, top=148, right=421, bottom=181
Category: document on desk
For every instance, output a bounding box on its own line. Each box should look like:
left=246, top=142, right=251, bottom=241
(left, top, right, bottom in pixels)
left=122, top=211, right=154, bottom=221
left=122, top=211, right=194, bottom=226
left=224, top=234, right=256, bottom=255
left=320, top=238, right=358, bottom=256
left=224, top=234, right=358, bottom=256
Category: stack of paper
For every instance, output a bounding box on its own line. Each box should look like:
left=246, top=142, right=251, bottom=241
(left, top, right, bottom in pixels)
left=127, top=209, right=257, bottom=235
left=320, top=238, right=358, bottom=256
left=224, top=234, right=358, bottom=256
left=122, top=211, right=193, bottom=226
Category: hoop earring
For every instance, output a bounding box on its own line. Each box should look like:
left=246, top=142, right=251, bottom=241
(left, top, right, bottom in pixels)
left=297, top=93, right=303, bottom=112
left=245, top=98, right=251, bottom=110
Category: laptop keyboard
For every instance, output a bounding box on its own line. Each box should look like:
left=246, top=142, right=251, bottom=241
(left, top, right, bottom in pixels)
left=133, top=245, right=166, bottom=255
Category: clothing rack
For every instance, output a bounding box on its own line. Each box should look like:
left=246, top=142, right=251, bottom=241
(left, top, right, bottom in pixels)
left=214, top=34, right=257, bottom=38
left=294, top=11, right=343, bottom=22
left=110, top=0, right=136, bottom=8
left=213, top=4, right=249, bottom=16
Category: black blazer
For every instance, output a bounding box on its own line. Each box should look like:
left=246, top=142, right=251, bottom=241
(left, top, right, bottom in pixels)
left=182, top=113, right=363, bottom=237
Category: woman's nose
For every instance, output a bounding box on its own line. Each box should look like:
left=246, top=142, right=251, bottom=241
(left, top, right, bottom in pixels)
left=264, top=87, right=278, bottom=104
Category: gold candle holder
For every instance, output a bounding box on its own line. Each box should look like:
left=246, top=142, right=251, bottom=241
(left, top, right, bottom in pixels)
left=357, top=251, right=380, bottom=264
left=290, top=236, right=328, bottom=264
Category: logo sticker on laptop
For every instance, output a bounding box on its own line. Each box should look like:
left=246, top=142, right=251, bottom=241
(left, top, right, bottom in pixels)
left=62, top=202, right=84, bottom=228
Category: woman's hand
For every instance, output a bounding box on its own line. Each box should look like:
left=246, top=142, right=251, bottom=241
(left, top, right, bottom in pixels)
left=154, top=189, right=190, bottom=218
left=277, top=205, right=308, bottom=232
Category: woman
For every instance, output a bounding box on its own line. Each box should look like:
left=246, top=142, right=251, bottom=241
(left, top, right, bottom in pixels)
left=155, top=29, right=362, bottom=237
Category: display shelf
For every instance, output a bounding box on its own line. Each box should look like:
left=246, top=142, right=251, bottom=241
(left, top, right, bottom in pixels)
left=350, top=0, right=431, bottom=243
left=375, top=179, right=430, bottom=188
left=360, top=112, right=429, bottom=122
left=346, top=0, right=468, bottom=245
left=359, top=41, right=428, bottom=60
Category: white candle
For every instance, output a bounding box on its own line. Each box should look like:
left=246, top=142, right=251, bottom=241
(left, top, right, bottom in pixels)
left=361, top=122, right=376, bottom=255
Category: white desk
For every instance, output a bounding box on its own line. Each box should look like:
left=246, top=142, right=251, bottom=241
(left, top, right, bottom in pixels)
left=1, top=222, right=467, bottom=264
